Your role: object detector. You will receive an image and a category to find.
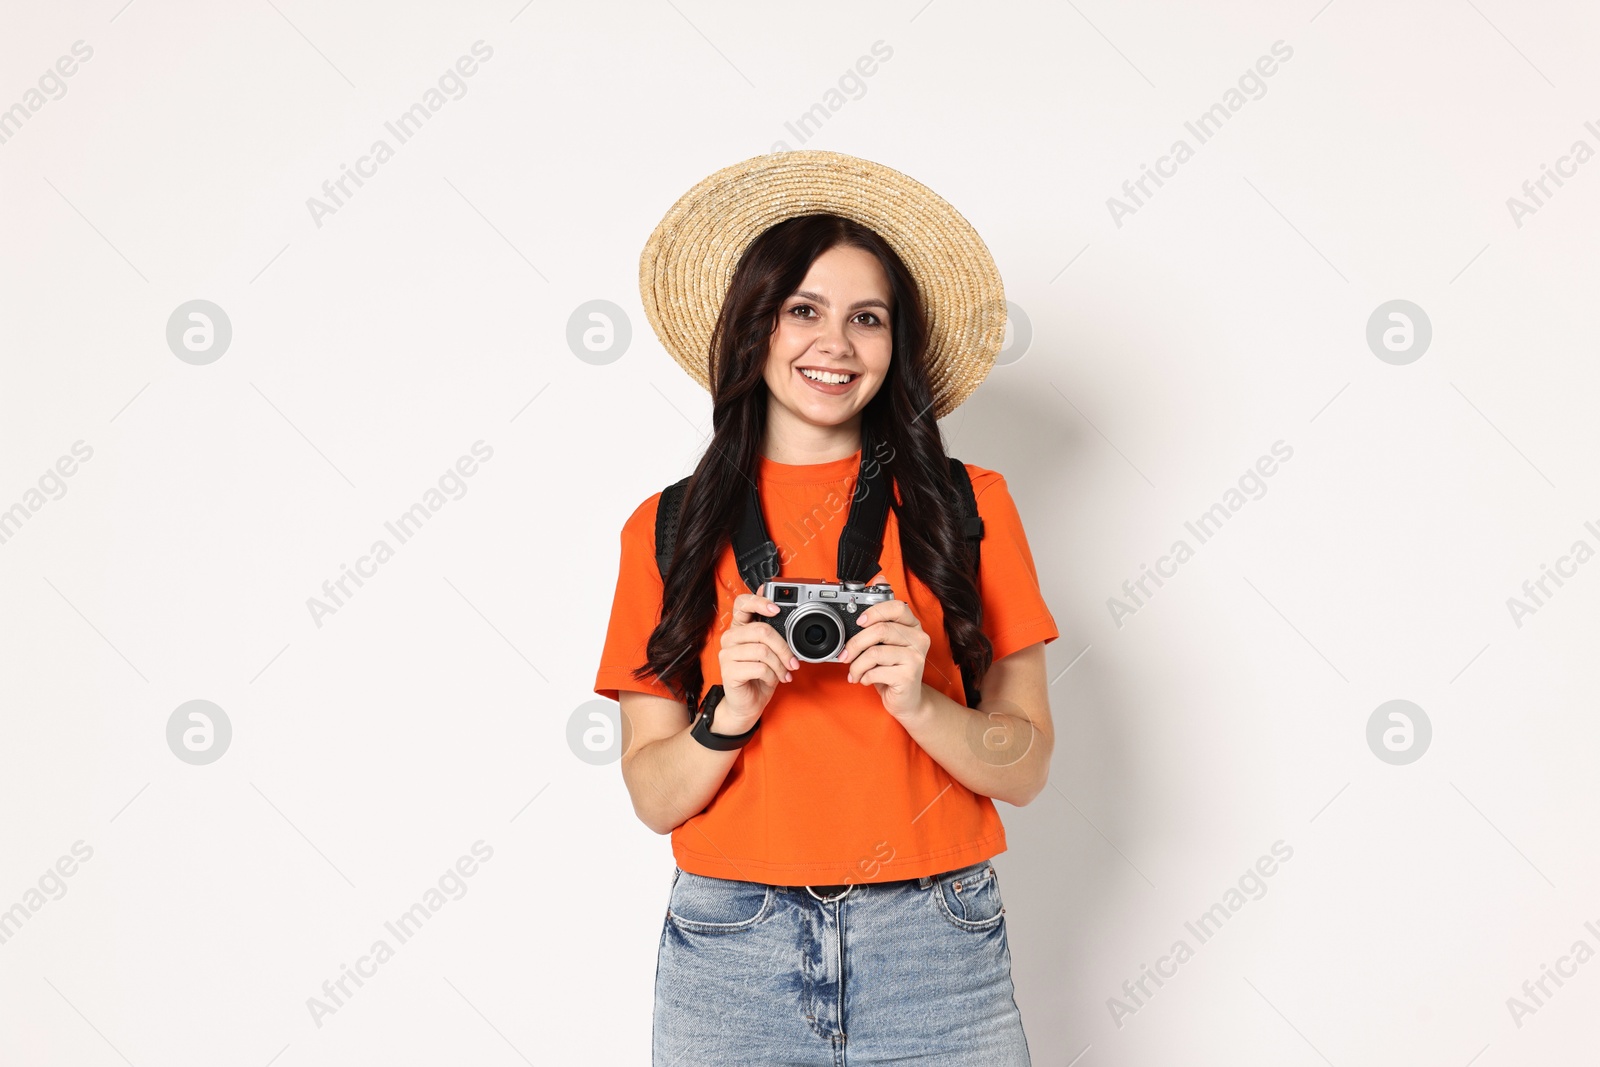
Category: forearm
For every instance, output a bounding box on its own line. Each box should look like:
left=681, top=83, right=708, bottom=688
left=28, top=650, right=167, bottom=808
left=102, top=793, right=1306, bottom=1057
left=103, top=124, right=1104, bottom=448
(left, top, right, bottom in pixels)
left=621, top=722, right=743, bottom=835
left=897, top=683, right=1052, bottom=806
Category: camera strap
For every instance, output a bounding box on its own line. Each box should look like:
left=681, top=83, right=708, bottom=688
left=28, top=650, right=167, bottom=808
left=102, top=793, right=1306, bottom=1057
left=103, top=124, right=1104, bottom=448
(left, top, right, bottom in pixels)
left=730, top=422, right=894, bottom=594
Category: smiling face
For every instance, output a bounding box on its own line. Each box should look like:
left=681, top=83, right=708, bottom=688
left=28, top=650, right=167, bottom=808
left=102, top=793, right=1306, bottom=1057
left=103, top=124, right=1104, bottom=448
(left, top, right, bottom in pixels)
left=761, top=244, right=894, bottom=458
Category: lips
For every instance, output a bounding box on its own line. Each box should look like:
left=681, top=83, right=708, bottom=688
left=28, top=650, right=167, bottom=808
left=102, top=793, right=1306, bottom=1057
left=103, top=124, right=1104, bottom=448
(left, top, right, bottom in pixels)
left=797, top=366, right=859, bottom=395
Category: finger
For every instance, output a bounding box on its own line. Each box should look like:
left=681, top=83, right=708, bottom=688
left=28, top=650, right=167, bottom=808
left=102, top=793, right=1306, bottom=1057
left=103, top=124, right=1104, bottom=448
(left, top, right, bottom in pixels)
left=724, top=655, right=785, bottom=689
left=857, top=643, right=921, bottom=678
left=851, top=644, right=925, bottom=684
left=724, top=642, right=794, bottom=683
left=729, top=593, right=780, bottom=626
left=754, top=619, right=802, bottom=667
left=840, top=620, right=912, bottom=662
left=855, top=663, right=909, bottom=690
left=722, top=609, right=788, bottom=654
left=844, top=644, right=876, bottom=683
left=726, top=598, right=795, bottom=664
left=857, top=599, right=916, bottom=628
left=846, top=643, right=895, bottom=683
left=732, top=619, right=801, bottom=670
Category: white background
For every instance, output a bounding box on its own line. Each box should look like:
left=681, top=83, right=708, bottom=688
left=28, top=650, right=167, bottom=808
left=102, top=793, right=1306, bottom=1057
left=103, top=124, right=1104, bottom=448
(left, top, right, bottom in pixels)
left=3, top=0, right=1598, bottom=1063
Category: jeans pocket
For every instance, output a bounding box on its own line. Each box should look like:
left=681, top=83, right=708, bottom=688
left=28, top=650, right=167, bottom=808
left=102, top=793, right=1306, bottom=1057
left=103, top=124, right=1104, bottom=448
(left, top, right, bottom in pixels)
left=932, top=861, right=1005, bottom=931
left=666, top=868, right=774, bottom=934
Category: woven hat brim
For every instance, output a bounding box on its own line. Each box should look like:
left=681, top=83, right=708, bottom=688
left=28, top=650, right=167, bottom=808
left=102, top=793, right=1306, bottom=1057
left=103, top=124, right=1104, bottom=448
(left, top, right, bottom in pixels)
left=639, top=150, right=1005, bottom=421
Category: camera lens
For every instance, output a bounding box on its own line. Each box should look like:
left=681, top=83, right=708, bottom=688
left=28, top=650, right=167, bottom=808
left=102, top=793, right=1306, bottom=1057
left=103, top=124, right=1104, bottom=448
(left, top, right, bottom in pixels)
left=786, top=604, right=842, bottom=662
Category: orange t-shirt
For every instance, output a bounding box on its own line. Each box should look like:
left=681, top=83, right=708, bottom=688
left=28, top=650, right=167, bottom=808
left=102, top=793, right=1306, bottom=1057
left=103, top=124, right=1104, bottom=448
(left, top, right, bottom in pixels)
left=593, top=448, right=1059, bottom=886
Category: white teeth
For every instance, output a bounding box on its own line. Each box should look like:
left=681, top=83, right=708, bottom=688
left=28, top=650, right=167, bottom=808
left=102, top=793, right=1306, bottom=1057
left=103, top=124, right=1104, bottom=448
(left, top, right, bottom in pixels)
left=800, top=368, right=854, bottom=384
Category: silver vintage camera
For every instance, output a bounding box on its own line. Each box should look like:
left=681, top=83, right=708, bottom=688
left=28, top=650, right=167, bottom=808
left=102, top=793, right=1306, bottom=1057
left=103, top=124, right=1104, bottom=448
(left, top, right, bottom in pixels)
left=757, top=578, right=897, bottom=663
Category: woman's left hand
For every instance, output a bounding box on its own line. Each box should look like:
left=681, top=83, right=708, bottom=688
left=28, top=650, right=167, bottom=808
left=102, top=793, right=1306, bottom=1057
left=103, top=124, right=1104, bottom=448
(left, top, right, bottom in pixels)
left=840, top=577, right=931, bottom=721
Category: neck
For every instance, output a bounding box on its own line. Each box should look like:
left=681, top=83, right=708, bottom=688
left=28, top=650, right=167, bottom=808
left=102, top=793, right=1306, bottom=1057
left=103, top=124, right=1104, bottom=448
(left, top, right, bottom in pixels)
left=761, top=409, right=863, bottom=465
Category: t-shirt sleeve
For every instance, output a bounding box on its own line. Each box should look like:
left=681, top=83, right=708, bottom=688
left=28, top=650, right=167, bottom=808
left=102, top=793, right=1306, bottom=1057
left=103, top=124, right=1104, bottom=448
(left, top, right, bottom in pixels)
left=593, top=494, right=680, bottom=704
left=968, top=466, right=1060, bottom=664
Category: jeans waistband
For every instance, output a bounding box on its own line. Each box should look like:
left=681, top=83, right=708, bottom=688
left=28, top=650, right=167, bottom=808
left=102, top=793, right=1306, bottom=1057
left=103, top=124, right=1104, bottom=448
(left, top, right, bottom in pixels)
left=774, top=859, right=992, bottom=900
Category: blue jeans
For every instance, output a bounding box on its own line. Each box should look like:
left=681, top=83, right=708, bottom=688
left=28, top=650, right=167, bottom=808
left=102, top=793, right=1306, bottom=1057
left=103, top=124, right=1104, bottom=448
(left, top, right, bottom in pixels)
left=653, top=860, right=1031, bottom=1066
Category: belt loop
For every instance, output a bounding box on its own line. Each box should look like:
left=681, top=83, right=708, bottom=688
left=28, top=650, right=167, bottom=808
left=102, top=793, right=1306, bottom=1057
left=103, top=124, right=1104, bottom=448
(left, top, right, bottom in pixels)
left=917, top=874, right=933, bottom=890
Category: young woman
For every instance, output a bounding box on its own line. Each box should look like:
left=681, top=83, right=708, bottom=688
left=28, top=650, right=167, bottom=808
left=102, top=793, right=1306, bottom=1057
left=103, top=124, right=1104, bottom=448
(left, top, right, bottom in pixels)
left=594, top=152, right=1059, bottom=1066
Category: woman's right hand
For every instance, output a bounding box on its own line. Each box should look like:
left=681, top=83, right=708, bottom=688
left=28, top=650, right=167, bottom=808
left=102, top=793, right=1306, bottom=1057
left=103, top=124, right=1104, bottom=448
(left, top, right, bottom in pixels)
left=715, top=593, right=801, bottom=728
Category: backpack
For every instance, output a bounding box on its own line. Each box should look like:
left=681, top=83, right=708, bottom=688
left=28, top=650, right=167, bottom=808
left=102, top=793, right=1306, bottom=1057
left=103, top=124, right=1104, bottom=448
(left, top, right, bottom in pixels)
left=653, top=435, right=985, bottom=711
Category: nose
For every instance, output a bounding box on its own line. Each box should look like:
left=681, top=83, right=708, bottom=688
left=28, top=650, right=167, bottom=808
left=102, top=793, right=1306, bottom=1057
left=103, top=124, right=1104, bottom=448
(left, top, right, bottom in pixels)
left=816, top=316, right=852, bottom=357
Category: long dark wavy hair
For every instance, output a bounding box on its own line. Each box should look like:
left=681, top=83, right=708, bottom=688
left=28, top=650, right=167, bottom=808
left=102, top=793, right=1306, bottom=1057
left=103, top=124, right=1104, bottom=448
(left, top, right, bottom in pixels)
left=632, top=213, right=992, bottom=712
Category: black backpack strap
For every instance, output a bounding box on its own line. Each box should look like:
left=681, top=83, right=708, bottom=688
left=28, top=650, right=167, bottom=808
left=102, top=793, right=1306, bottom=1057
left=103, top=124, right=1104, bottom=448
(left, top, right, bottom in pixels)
left=653, top=475, right=693, bottom=581
left=835, top=424, right=894, bottom=583
left=732, top=480, right=781, bottom=594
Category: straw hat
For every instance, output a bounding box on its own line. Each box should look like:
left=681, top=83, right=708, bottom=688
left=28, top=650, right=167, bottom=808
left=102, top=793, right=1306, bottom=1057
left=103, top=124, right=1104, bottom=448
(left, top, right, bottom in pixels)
left=638, top=150, right=1006, bottom=420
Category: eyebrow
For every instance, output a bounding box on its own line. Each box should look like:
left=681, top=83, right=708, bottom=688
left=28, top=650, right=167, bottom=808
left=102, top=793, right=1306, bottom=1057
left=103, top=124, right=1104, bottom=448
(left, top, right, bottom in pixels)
left=790, top=289, right=890, bottom=313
